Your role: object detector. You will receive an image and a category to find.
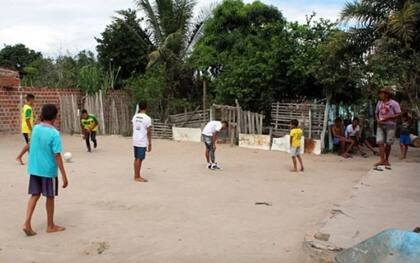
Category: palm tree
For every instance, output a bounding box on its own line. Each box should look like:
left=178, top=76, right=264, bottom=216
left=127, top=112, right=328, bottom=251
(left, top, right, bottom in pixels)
left=136, top=0, right=203, bottom=118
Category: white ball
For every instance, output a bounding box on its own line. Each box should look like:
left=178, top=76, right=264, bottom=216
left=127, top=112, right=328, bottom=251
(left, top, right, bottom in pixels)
left=63, top=152, right=72, bottom=162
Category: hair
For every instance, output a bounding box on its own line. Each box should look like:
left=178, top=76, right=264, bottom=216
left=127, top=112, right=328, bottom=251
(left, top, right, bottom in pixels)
left=138, top=101, right=147, bottom=111
left=334, top=117, right=343, bottom=124
left=81, top=109, right=88, bottom=114
left=26, top=94, right=35, bottom=101
left=41, top=104, right=58, bottom=121
left=290, top=119, right=299, bottom=127
left=221, top=120, right=229, bottom=128
left=352, top=117, right=359, bottom=122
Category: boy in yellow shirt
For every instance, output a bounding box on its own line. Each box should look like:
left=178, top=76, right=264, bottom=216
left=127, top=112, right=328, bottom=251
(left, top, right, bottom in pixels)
left=289, top=119, right=304, bottom=172
left=80, top=109, right=98, bottom=152
left=16, top=94, right=35, bottom=165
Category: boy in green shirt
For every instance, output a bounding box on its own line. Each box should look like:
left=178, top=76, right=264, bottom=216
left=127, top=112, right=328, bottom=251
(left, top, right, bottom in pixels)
left=289, top=119, right=304, bottom=172
left=80, top=109, right=98, bottom=152
left=16, top=94, right=35, bottom=165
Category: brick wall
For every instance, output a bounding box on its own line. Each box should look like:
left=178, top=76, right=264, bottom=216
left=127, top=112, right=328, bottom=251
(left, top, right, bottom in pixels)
left=0, top=68, right=130, bottom=134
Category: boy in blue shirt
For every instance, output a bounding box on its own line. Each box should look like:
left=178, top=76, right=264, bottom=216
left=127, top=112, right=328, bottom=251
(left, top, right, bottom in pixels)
left=22, top=104, right=69, bottom=236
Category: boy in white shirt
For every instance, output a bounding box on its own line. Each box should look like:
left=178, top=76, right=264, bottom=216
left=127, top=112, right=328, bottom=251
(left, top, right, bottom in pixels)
left=132, top=101, right=152, bottom=182
left=202, top=120, right=228, bottom=170
left=345, top=117, right=366, bottom=157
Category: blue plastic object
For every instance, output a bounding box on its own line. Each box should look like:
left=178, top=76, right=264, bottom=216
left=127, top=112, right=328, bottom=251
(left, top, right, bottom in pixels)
left=336, top=229, right=420, bottom=263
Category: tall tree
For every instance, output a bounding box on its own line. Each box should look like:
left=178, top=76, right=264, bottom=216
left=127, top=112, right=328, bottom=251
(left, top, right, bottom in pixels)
left=0, top=44, right=42, bottom=75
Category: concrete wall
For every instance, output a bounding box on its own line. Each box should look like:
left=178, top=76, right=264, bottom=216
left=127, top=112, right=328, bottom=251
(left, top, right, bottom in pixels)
left=172, top=127, right=202, bottom=142
left=271, top=135, right=305, bottom=154
left=238, top=134, right=271, bottom=150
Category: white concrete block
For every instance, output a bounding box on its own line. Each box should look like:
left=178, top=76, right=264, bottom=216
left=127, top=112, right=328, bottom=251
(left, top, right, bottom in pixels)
left=172, top=127, right=202, bottom=142
left=271, top=135, right=305, bottom=154
left=239, top=134, right=271, bottom=150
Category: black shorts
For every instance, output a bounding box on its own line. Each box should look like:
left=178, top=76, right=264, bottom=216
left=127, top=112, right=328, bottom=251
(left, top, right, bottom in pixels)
left=134, top=147, right=147, bottom=160
left=28, top=175, right=58, bottom=197
left=23, top=133, right=29, bottom=144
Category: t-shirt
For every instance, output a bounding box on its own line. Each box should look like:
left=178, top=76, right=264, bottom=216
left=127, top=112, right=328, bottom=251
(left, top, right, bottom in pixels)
left=132, top=113, right=152, bottom=147
left=345, top=124, right=360, bottom=137
left=290, top=128, right=303, bottom=148
left=21, top=104, right=34, bottom=134
left=202, top=121, right=222, bottom=136
left=28, top=123, right=62, bottom=178
left=81, top=114, right=98, bottom=132
left=376, top=99, right=401, bottom=126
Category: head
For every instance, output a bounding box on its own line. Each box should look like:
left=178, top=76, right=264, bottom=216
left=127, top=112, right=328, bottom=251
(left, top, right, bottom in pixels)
left=138, top=101, right=147, bottom=112
left=81, top=109, right=88, bottom=119
left=290, top=119, right=299, bottom=128
left=221, top=120, right=229, bottom=130
left=26, top=94, right=35, bottom=106
left=41, top=104, right=58, bottom=123
left=334, top=117, right=343, bottom=126
left=352, top=117, right=359, bottom=127
left=401, top=112, right=410, bottom=121
left=378, top=86, right=392, bottom=101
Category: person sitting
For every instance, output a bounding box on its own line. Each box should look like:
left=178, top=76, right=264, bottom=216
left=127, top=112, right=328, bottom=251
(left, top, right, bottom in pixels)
left=345, top=117, right=367, bottom=157
left=331, top=117, right=352, bottom=158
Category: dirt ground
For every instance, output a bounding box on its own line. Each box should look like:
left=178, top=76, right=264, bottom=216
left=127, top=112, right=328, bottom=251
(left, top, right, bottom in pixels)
left=0, top=134, right=386, bottom=263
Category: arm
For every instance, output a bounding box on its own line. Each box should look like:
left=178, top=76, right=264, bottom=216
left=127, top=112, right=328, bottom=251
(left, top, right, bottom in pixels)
left=147, top=127, right=152, bottom=152
left=289, top=135, right=293, bottom=146
left=55, top=154, right=68, bottom=188
left=26, top=119, right=32, bottom=131
left=91, top=116, right=99, bottom=130
left=212, top=132, right=219, bottom=149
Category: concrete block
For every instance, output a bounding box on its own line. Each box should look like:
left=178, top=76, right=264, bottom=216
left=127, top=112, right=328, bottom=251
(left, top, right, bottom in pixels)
left=172, top=127, right=202, bottom=142
left=271, top=135, right=305, bottom=154
left=239, top=134, right=271, bottom=150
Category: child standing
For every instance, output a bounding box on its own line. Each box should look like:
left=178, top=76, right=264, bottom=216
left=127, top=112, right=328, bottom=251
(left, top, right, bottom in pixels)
left=16, top=94, right=35, bottom=165
left=132, top=101, right=152, bottom=182
left=289, top=119, right=304, bottom=172
left=80, top=109, right=98, bottom=152
left=23, top=104, right=68, bottom=236
left=399, top=112, right=412, bottom=160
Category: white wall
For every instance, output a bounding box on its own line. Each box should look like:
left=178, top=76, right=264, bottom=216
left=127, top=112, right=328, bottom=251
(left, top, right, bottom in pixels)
left=172, top=127, right=202, bottom=142
left=238, top=134, right=271, bottom=150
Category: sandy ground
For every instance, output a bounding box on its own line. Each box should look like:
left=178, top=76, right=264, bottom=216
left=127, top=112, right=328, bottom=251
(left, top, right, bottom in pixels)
left=0, top=134, right=389, bottom=263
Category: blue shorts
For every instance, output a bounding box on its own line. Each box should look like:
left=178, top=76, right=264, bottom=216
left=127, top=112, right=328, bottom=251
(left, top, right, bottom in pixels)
left=28, top=175, right=58, bottom=197
left=400, top=134, right=411, bottom=145
left=134, top=146, right=147, bottom=160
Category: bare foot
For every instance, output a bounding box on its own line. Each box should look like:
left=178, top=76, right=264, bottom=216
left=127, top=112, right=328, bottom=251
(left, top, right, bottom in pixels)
left=300, top=167, right=304, bottom=172
left=134, top=177, right=148, bottom=182
left=47, top=225, right=65, bottom=233
left=290, top=169, right=298, bottom=172
left=16, top=157, right=24, bottom=165
left=22, top=226, right=37, bottom=236
left=341, top=153, right=350, bottom=159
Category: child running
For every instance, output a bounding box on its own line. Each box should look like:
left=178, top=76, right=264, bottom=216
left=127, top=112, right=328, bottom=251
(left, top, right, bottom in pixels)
left=80, top=109, right=98, bottom=152
left=16, top=94, right=35, bottom=165
left=132, top=101, right=152, bottom=182
left=202, top=120, right=228, bottom=170
left=399, top=112, right=412, bottom=160
left=289, top=119, right=304, bottom=172
left=23, top=104, right=68, bottom=236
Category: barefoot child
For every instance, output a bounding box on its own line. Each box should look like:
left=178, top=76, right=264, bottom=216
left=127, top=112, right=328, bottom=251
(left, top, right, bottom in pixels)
left=289, top=119, right=304, bottom=172
left=16, top=94, right=35, bottom=165
left=201, top=120, right=228, bottom=170
left=399, top=112, right=412, bottom=160
left=132, top=101, right=152, bottom=182
left=80, top=109, right=98, bottom=152
left=23, top=104, right=69, bottom=236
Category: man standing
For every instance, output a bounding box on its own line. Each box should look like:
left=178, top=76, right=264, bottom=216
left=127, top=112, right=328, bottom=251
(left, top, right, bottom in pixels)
left=202, top=120, right=228, bottom=170
left=132, top=101, right=152, bottom=182
left=16, top=94, right=35, bottom=165
left=375, top=87, right=401, bottom=167
left=80, top=109, right=98, bottom=152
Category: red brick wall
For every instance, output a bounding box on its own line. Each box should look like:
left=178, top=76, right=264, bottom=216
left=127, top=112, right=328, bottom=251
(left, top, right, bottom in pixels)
left=0, top=68, right=130, bottom=133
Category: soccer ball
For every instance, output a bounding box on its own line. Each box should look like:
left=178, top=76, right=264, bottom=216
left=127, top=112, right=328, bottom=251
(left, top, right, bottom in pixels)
left=63, top=152, right=72, bottom=163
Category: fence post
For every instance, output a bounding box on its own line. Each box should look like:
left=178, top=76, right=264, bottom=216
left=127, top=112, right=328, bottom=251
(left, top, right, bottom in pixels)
left=235, top=99, right=241, bottom=137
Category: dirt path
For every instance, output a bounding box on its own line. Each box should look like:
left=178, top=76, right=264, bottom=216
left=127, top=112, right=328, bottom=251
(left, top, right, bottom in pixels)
left=0, top=134, right=373, bottom=262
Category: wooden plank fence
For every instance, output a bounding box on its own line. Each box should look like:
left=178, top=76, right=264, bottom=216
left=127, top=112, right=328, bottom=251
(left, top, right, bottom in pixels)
left=152, top=120, right=172, bottom=139
left=271, top=101, right=326, bottom=139
left=60, top=94, right=81, bottom=134
left=169, top=107, right=209, bottom=128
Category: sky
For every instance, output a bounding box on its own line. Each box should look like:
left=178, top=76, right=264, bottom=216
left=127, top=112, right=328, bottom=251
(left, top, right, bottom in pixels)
left=0, top=0, right=347, bottom=57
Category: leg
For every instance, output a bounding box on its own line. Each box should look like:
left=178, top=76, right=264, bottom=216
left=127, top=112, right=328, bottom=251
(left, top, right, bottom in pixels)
left=16, top=144, right=29, bottom=165
left=133, top=147, right=147, bottom=182
left=297, top=155, right=304, bottom=171
left=339, top=141, right=349, bottom=158
left=375, top=126, right=387, bottom=165
left=291, top=156, right=298, bottom=172
left=385, top=145, right=391, bottom=165
left=376, top=143, right=386, bottom=165
left=403, top=145, right=408, bottom=159
left=204, top=146, right=210, bottom=163
left=209, top=144, right=216, bottom=164
left=23, top=194, right=40, bottom=236
left=400, top=144, right=405, bottom=159
left=364, top=140, right=377, bottom=154
left=85, top=131, right=91, bottom=152
left=46, top=197, right=65, bottom=233
left=344, top=139, right=355, bottom=155
left=384, top=126, right=395, bottom=165
left=91, top=132, right=97, bottom=148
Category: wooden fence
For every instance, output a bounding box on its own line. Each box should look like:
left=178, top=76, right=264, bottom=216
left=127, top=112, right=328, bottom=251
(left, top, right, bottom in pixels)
left=169, top=106, right=209, bottom=128
left=60, top=94, right=81, bottom=134
left=271, top=101, right=326, bottom=139
left=152, top=120, right=172, bottom=139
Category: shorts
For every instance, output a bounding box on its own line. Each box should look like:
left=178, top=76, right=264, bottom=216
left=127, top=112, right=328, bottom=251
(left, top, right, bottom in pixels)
left=28, top=175, right=58, bottom=197
left=400, top=134, right=411, bottom=145
left=202, top=135, right=214, bottom=150
left=290, top=147, right=301, bottom=157
left=134, top=146, right=147, bottom=160
left=376, top=124, right=396, bottom=145
left=23, top=133, right=30, bottom=144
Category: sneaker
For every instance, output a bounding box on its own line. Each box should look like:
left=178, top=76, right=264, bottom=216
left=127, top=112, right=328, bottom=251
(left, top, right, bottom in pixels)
left=207, top=163, right=212, bottom=169
left=212, top=163, right=222, bottom=170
